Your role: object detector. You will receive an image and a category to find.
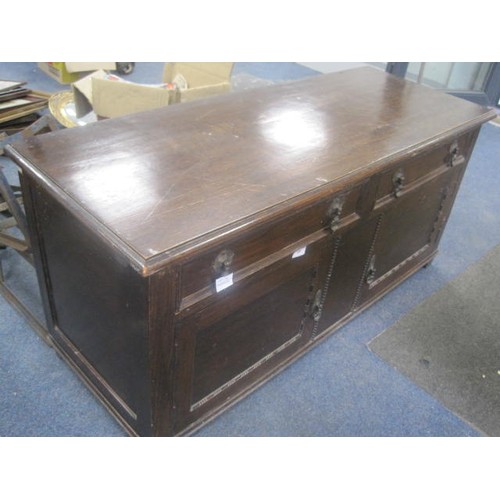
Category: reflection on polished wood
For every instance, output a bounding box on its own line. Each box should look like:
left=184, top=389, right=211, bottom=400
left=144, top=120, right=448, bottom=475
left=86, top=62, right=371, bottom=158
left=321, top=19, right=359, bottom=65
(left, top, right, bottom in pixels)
left=9, top=68, right=494, bottom=270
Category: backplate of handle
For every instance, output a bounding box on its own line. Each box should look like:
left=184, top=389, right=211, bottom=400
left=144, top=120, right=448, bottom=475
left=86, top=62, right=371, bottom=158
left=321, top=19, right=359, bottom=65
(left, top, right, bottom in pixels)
left=213, top=249, right=235, bottom=276
left=311, top=289, right=323, bottom=322
left=392, top=170, right=405, bottom=198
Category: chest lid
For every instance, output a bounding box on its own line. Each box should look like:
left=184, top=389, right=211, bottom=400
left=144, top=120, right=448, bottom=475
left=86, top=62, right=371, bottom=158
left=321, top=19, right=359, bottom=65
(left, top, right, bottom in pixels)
left=7, top=67, right=495, bottom=275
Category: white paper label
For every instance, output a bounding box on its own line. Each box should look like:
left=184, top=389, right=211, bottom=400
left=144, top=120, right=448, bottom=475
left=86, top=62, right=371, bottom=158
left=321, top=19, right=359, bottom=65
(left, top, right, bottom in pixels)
left=292, top=246, right=307, bottom=259
left=215, top=273, right=234, bottom=292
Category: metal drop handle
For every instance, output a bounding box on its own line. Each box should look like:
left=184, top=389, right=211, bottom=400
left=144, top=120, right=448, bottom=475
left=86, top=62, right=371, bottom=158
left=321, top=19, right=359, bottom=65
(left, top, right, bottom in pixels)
left=213, top=249, right=234, bottom=276
left=366, top=255, right=376, bottom=284
left=447, top=140, right=459, bottom=168
left=327, top=195, right=345, bottom=233
left=311, top=289, right=323, bottom=322
left=392, top=170, right=405, bottom=198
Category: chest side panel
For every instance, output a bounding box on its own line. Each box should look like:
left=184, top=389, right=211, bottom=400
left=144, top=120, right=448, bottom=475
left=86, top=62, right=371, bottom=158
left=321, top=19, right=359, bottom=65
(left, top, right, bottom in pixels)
left=28, top=180, right=152, bottom=435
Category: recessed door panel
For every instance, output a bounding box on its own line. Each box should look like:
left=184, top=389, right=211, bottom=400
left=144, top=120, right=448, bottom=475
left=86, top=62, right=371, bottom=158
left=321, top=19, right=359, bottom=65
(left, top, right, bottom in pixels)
left=173, top=235, right=331, bottom=431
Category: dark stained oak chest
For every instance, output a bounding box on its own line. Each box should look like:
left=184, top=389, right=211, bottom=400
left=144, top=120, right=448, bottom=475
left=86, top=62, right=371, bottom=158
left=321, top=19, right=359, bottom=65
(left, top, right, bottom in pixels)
left=6, top=67, right=495, bottom=436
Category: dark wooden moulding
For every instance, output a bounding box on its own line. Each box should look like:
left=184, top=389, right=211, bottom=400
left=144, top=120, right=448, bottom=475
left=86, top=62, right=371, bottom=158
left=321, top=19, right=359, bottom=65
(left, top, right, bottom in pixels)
left=6, top=67, right=495, bottom=436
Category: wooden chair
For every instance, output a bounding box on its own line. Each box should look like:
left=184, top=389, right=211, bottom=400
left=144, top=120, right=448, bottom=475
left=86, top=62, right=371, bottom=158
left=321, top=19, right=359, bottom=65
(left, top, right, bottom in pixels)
left=0, top=114, right=59, bottom=342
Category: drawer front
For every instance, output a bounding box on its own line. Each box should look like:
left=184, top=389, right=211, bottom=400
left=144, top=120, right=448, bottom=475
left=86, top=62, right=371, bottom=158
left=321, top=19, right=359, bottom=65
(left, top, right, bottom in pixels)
left=178, top=182, right=364, bottom=308
left=374, top=132, right=473, bottom=206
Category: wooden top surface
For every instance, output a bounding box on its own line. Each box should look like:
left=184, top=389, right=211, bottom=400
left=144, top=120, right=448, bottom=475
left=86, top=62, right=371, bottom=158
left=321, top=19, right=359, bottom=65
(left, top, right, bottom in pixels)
left=9, top=67, right=495, bottom=272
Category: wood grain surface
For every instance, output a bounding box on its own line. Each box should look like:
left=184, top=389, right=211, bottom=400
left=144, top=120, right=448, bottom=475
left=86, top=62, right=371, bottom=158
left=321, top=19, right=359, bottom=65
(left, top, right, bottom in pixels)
left=7, top=68, right=495, bottom=269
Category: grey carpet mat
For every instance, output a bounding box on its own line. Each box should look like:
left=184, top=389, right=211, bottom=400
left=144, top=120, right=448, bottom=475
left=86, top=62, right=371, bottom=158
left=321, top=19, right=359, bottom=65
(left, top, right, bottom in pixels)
left=369, top=244, right=500, bottom=436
